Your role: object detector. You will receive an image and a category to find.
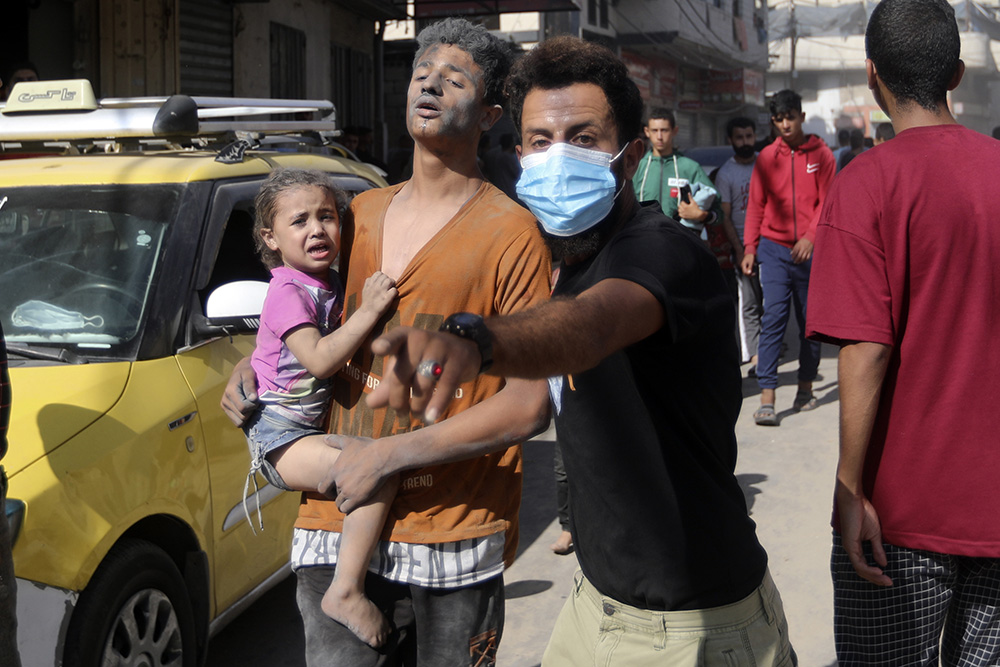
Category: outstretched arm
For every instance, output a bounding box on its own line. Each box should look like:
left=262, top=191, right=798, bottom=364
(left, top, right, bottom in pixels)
left=367, top=277, right=665, bottom=423
left=836, top=340, right=893, bottom=586
left=328, top=377, right=550, bottom=513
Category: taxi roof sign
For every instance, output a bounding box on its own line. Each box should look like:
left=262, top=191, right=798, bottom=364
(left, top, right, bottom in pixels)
left=0, top=79, right=339, bottom=146
left=2, top=79, right=99, bottom=114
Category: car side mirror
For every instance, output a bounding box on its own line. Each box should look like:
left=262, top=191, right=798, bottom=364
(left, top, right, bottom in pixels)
left=192, top=280, right=268, bottom=339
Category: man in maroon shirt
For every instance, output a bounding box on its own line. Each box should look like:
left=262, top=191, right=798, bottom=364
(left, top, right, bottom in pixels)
left=807, top=0, right=1000, bottom=663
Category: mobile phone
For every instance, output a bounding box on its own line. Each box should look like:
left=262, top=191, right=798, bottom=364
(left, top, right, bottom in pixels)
left=679, top=184, right=692, bottom=204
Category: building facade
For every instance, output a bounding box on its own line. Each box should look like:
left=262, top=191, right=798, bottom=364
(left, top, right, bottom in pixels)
left=384, top=0, right=770, bottom=148
left=766, top=0, right=1000, bottom=142
left=2, top=0, right=403, bottom=152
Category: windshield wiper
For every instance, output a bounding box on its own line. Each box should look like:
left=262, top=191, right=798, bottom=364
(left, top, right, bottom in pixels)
left=6, top=344, right=88, bottom=365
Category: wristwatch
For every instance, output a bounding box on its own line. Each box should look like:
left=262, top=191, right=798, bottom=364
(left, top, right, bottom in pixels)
left=439, top=312, right=493, bottom=373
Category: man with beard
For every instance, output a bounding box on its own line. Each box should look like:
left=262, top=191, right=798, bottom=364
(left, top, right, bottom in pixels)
left=222, top=17, right=552, bottom=665
left=327, top=37, right=795, bottom=665
left=715, top=116, right=763, bottom=374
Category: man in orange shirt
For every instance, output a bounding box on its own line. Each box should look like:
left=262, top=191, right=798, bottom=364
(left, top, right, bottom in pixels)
left=223, top=18, right=551, bottom=666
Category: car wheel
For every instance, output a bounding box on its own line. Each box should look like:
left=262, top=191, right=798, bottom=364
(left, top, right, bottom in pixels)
left=63, top=538, right=198, bottom=667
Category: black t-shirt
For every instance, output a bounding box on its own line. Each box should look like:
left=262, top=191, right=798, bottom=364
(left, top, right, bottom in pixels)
left=551, top=203, right=767, bottom=611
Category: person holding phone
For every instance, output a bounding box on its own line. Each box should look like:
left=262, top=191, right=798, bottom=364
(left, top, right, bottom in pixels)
left=632, top=108, right=721, bottom=238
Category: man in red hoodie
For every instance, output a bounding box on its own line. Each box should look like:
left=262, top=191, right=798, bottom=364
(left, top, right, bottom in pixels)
left=740, top=89, right=835, bottom=425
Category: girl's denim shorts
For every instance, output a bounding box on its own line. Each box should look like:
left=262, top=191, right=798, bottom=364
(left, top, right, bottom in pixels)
left=242, top=406, right=323, bottom=491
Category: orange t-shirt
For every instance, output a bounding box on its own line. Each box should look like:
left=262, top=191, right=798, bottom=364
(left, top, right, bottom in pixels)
left=294, top=181, right=552, bottom=567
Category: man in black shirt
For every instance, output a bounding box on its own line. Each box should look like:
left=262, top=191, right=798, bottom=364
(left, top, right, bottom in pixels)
left=329, top=37, right=795, bottom=665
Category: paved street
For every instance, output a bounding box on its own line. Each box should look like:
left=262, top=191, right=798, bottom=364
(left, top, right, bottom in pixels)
left=209, top=332, right=841, bottom=666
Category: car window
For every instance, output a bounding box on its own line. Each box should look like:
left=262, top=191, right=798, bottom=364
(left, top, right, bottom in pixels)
left=0, top=184, right=183, bottom=353
left=198, top=173, right=381, bottom=308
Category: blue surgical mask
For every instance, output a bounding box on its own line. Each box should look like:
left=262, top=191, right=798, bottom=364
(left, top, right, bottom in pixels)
left=516, top=142, right=628, bottom=237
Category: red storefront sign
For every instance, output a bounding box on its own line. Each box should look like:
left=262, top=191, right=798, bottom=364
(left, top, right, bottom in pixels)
left=704, top=68, right=765, bottom=106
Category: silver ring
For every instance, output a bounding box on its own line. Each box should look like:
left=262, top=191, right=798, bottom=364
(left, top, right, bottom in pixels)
left=416, top=359, right=444, bottom=381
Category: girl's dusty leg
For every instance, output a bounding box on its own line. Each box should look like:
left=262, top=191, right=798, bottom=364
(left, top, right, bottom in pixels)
left=321, top=474, right=399, bottom=647
left=269, top=435, right=399, bottom=646
left=268, top=434, right=341, bottom=494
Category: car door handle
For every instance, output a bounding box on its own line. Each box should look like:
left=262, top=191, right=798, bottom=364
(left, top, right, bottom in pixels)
left=168, top=411, right=197, bottom=431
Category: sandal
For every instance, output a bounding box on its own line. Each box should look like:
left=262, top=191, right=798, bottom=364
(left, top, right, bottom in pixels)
left=793, top=390, right=818, bottom=412
left=753, top=403, right=778, bottom=426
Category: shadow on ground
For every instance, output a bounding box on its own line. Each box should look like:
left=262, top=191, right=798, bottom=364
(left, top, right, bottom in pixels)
left=737, top=472, right=767, bottom=514
left=207, top=574, right=305, bottom=666
left=506, top=579, right=555, bottom=599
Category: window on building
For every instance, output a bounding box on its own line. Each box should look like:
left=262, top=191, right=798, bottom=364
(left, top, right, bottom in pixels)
left=331, top=44, right=374, bottom=130
left=270, top=22, right=306, bottom=99
left=587, top=0, right=608, bottom=28
left=179, top=0, right=234, bottom=96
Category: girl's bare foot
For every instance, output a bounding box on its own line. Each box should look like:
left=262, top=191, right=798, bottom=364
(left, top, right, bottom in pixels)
left=321, top=582, right=390, bottom=648
left=550, top=529, right=574, bottom=555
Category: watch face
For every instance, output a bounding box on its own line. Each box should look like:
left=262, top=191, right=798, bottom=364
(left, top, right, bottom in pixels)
left=441, top=312, right=492, bottom=372
left=449, top=313, right=482, bottom=329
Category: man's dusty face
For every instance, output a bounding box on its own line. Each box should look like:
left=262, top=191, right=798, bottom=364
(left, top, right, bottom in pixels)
left=772, top=110, right=806, bottom=147
left=407, top=44, right=487, bottom=143
left=644, top=118, right=676, bottom=156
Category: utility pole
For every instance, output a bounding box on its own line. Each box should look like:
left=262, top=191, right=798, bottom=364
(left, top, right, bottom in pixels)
left=790, top=0, right=798, bottom=82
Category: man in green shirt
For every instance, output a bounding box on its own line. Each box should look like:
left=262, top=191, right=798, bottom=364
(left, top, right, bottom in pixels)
left=632, top=108, right=721, bottom=237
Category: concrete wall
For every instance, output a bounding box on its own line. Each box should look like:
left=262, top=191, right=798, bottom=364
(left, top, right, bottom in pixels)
left=233, top=0, right=375, bottom=100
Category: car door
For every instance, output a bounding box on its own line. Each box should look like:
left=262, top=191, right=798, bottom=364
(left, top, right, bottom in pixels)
left=178, top=171, right=384, bottom=618
left=175, top=181, right=302, bottom=617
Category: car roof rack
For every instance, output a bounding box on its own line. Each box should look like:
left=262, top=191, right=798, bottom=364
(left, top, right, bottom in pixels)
left=0, top=79, right=340, bottom=154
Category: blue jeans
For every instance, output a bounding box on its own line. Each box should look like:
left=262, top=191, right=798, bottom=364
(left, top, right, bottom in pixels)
left=242, top=406, right=319, bottom=492
left=755, top=237, right=821, bottom=391
left=296, top=565, right=505, bottom=666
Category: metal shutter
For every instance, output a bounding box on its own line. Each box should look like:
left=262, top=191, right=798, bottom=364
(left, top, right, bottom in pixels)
left=179, top=0, right=234, bottom=96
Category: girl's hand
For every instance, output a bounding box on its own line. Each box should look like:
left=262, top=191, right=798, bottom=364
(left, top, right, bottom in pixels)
left=361, top=271, right=398, bottom=316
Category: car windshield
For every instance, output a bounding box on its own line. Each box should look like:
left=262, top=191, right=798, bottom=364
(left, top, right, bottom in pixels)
left=0, top=184, right=181, bottom=355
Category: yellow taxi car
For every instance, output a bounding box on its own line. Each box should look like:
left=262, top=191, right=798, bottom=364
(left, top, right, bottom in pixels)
left=0, top=80, right=386, bottom=666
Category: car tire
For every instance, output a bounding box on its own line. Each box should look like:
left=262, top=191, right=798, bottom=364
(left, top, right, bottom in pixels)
left=63, top=538, right=198, bottom=667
